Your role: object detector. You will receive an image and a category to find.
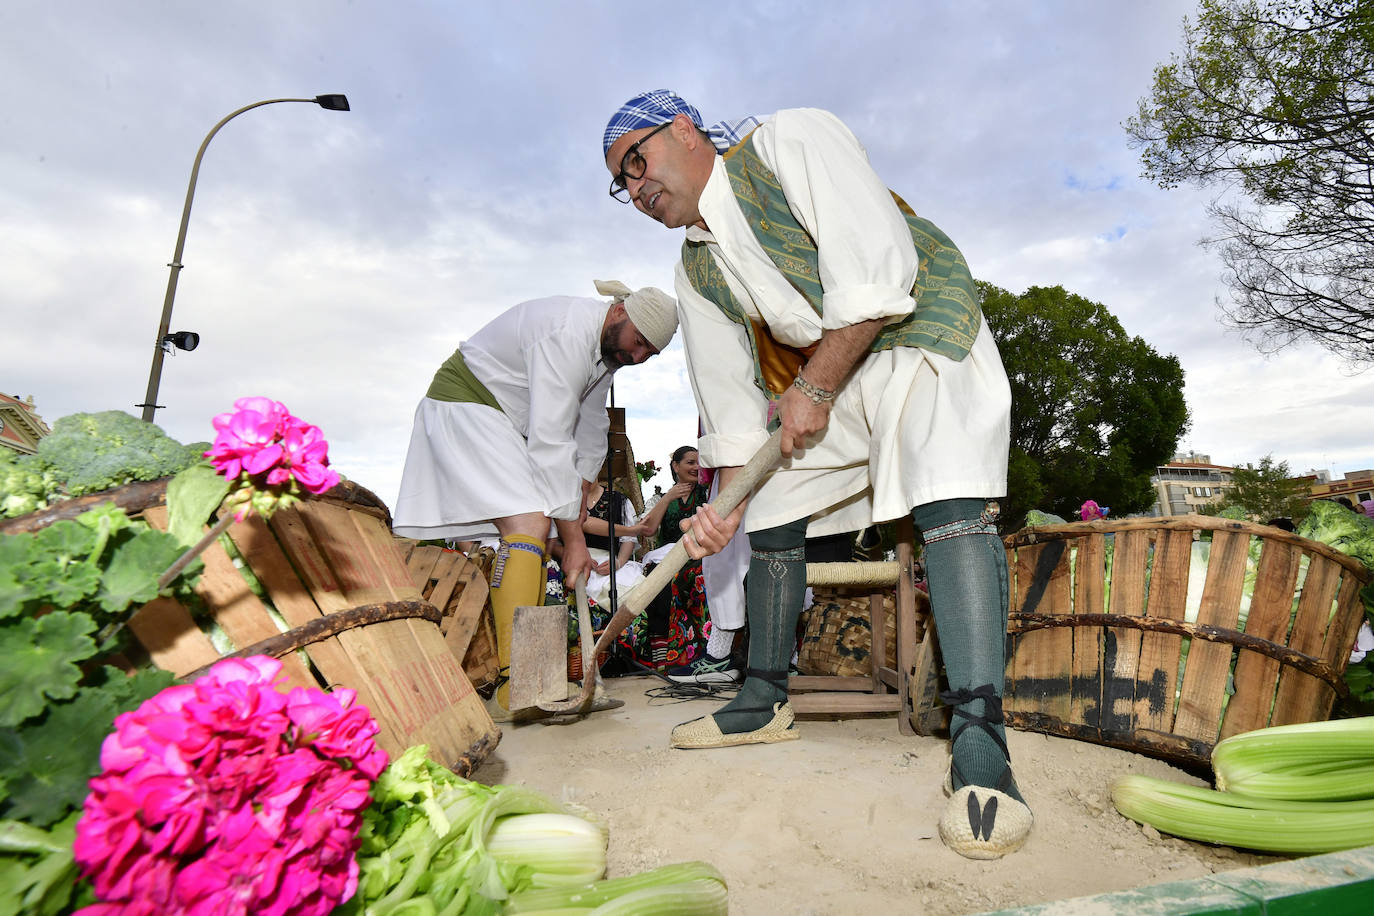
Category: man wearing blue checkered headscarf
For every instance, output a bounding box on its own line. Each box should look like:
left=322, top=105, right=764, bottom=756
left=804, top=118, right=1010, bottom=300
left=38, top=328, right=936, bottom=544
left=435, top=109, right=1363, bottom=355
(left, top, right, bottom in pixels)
left=602, top=89, right=762, bottom=157
left=601, top=89, right=1029, bottom=861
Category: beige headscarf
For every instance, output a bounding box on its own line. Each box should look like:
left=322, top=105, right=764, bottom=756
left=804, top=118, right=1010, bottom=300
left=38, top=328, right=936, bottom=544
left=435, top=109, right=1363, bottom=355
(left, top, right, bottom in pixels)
left=595, top=279, right=678, bottom=351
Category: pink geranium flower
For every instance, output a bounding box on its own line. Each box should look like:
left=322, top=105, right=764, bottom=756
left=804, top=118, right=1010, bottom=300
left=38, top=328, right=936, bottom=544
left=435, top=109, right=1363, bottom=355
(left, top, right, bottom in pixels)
left=74, top=656, right=385, bottom=916
left=203, top=397, right=341, bottom=520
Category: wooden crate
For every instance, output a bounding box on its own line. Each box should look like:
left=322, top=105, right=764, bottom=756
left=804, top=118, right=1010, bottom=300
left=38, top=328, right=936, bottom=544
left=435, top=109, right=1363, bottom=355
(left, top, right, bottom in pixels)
left=13, top=479, right=501, bottom=776
left=398, top=541, right=500, bottom=691
left=1002, top=514, right=1371, bottom=768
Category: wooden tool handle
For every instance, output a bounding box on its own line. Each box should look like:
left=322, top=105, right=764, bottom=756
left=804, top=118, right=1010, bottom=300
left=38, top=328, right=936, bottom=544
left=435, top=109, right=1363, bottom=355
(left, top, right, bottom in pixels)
left=587, top=428, right=783, bottom=660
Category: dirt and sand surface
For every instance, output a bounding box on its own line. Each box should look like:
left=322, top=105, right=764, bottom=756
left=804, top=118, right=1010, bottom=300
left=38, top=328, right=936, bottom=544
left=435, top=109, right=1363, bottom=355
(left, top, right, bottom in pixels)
left=471, top=675, right=1279, bottom=915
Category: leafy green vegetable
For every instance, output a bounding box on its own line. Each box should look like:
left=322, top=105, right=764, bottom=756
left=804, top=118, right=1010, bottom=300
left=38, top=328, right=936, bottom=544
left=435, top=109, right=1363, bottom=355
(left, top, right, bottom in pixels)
left=34, top=410, right=206, bottom=498
left=1023, top=509, right=1066, bottom=527
left=504, top=861, right=729, bottom=915
left=1296, top=500, right=1374, bottom=572
left=0, top=812, right=83, bottom=916
left=0, top=503, right=197, bottom=835
left=0, top=667, right=174, bottom=827
left=0, top=613, right=97, bottom=727
left=339, top=745, right=603, bottom=916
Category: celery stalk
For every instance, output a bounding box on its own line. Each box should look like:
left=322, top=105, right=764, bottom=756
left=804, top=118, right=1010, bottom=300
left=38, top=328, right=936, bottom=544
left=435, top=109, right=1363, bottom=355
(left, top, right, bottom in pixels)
left=1212, top=716, right=1374, bottom=800
left=1112, top=773, right=1374, bottom=854
left=504, top=862, right=728, bottom=914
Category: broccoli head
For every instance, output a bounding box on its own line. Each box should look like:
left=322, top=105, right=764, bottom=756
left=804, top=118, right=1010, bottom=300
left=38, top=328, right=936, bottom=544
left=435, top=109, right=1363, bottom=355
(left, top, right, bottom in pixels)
left=34, top=410, right=205, bottom=497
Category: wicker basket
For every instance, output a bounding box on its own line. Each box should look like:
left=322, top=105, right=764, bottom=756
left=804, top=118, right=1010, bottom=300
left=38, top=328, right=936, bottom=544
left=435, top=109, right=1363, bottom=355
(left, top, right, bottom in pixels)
left=1002, top=515, right=1371, bottom=768
left=567, top=631, right=609, bottom=682
left=11, top=480, right=501, bottom=776
left=799, top=586, right=902, bottom=678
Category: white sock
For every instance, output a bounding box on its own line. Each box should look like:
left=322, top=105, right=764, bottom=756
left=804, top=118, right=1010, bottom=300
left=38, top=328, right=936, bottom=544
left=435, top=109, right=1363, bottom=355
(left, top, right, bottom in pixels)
left=706, top=626, right=737, bottom=659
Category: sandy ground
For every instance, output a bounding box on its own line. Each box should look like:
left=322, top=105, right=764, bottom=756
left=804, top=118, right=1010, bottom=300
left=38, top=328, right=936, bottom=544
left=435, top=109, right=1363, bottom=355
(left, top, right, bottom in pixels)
left=470, top=675, right=1281, bottom=915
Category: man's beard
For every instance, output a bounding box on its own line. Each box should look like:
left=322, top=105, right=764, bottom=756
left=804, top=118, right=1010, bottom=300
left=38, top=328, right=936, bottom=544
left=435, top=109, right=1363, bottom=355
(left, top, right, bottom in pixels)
left=600, top=317, right=630, bottom=369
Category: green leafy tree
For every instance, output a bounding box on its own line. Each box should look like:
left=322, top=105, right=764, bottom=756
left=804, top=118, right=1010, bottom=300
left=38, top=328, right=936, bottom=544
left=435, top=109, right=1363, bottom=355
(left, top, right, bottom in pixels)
left=980, top=283, right=1190, bottom=529
left=1125, top=0, right=1374, bottom=364
left=1200, top=454, right=1311, bottom=523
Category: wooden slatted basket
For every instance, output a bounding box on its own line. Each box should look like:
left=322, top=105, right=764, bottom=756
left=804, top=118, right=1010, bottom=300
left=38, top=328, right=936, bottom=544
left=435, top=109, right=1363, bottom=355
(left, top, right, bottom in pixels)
left=9, top=479, right=501, bottom=776
left=1002, top=514, right=1371, bottom=768
left=398, top=542, right=500, bottom=691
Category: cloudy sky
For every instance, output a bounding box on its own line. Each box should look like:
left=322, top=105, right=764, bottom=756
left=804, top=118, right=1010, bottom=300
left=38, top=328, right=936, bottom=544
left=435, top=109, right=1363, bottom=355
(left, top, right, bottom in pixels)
left=5, top=0, right=1371, bottom=511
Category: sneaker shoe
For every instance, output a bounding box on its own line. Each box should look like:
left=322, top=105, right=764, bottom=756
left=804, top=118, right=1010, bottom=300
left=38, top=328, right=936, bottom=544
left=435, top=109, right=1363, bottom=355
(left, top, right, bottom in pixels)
left=665, top=652, right=741, bottom=685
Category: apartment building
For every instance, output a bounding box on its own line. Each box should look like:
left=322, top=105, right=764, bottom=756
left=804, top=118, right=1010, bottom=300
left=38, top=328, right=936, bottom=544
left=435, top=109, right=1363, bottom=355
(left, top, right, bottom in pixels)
left=1149, top=451, right=1233, bottom=517
left=1308, top=469, right=1374, bottom=508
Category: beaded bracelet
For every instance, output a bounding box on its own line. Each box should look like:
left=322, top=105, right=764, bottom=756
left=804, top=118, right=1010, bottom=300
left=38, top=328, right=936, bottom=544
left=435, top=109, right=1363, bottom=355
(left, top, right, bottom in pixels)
left=792, top=374, right=835, bottom=404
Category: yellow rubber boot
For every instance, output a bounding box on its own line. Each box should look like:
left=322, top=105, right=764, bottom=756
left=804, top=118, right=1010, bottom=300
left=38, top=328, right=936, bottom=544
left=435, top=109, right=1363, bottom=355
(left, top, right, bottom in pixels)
left=489, top=534, right=545, bottom=711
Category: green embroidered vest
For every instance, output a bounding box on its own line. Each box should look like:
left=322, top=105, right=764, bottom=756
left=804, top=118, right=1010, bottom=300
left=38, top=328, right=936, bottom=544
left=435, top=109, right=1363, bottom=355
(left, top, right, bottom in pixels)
left=681, top=132, right=981, bottom=399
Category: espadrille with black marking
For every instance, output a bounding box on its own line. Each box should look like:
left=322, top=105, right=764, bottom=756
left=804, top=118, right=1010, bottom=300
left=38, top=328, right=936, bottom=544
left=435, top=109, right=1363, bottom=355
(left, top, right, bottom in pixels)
left=939, top=785, right=1033, bottom=859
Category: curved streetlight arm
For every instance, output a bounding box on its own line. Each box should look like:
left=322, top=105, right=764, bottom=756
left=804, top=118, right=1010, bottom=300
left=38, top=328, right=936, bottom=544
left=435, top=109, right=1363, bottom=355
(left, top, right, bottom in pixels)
left=139, top=96, right=348, bottom=421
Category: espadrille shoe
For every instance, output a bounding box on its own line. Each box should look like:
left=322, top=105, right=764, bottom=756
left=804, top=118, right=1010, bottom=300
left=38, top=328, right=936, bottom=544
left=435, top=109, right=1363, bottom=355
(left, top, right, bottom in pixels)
left=938, top=785, right=1033, bottom=859
left=669, top=701, right=800, bottom=749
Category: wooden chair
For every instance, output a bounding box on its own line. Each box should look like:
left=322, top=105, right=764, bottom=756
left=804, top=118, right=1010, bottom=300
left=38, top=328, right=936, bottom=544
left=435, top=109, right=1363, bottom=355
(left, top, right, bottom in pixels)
left=788, top=526, right=945, bottom=735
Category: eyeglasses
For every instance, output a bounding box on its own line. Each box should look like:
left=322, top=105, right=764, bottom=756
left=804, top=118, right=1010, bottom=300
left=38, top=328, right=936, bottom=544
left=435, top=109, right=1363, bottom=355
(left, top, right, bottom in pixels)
left=608, top=122, right=672, bottom=203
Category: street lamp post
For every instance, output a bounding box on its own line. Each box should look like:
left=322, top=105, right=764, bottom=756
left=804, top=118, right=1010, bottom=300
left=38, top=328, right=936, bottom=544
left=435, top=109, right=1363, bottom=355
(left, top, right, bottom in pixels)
left=138, top=94, right=351, bottom=422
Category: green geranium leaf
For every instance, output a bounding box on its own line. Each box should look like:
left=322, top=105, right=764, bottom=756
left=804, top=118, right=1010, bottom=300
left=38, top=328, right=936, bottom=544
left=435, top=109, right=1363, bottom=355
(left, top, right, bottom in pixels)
left=41, top=562, right=102, bottom=611
left=85, top=664, right=175, bottom=710
left=31, top=521, right=97, bottom=573
left=0, top=613, right=97, bottom=727
left=96, top=527, right=193, bottom=614
left=166, top=461, right=230, bottom=548
left=72, top=501, right=134, bottom=537
left=0, top=812, right=81, bottom=916
left=0, top=688, right=120, bottom=827
left=0, top=546, right=33, bottom=619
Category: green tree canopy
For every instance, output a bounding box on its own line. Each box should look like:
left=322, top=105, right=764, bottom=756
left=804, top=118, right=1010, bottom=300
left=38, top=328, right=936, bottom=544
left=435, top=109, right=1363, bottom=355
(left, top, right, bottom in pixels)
left=1199, top=454, right=1311, bottom=523
left=1125, top=0, right=1374, bottom=364
left=980, top=283, right=1190, bottom=529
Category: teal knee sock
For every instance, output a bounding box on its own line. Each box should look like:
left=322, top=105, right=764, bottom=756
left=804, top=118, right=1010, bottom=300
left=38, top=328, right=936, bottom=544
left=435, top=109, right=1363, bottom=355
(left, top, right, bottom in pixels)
left=713, top=518, right=808, bottom=734
left=913, top=498, right=1024, bottom=805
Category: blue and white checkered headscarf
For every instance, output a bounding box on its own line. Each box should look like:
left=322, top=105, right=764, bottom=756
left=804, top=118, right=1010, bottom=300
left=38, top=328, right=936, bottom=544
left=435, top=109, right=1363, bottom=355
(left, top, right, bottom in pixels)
left=603, top=89, right=764, bottom=156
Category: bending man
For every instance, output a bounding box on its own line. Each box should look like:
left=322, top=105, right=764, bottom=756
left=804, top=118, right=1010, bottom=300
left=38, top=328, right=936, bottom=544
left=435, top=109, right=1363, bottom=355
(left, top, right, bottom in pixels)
left=602, top=91, right=1027, bottom=859
left=393, top=280, right=677, bottom=720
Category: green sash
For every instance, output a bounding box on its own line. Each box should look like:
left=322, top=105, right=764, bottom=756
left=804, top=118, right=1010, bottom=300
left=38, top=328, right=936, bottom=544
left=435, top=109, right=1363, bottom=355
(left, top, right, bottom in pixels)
left=681, top=131, right=981, bottom=398
left=426, top=348, right=502, bottom=411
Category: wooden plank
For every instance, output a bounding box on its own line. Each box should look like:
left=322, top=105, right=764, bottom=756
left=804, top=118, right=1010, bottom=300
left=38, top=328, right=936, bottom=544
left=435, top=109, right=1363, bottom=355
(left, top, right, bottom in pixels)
left=142, top=506, right=316, bottom=689
left=791, top=692, right=902, bottom=715
left=266, top=503, right=412, bottom=756
left=1101, top=529, right=1148, bottom=735
left=1173, top=530, right=1248, bottom=743
left=1135, top=528, right=1191, bottom=732
left=1219, top=538, right=1300, bottom=739
left=344, top=505, right=493, bottom=772
left=223, top=512, right=382, bottom=717
left=441, top=557, right=490, bottom=664
left=126, top=596, right=220, bottom=677
left=1006, top=541, right=1076, bottom=726
left=296, top=501, right=394, bottom=606
left=1071, top=534, right=1106, bottom=735
left=1271, top=555, right=1342, bottom=725
left=1321, top=570, right=1371, bottom=677
left=895, top=536, right=923, bottom=736
left=426, top=551, right=469, bottom=618
left=405, top=544, right=444, bottom=597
